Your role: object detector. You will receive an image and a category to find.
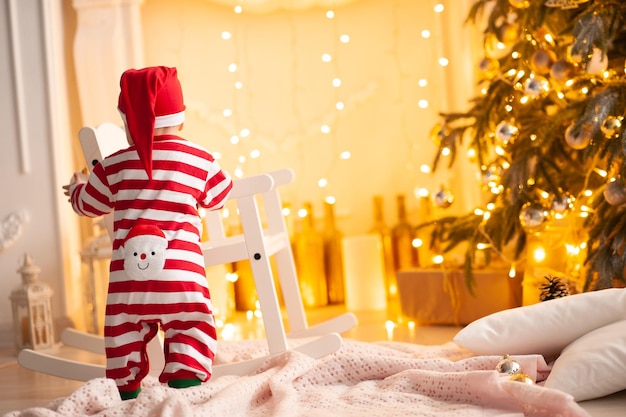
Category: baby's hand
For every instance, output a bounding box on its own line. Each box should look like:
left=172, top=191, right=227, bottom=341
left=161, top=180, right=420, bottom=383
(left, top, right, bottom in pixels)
left=62, top=169, right=89, bottom=199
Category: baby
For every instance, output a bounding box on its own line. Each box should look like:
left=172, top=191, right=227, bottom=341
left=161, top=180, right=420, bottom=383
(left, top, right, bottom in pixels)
left=64, top=66, right=233, bottom=400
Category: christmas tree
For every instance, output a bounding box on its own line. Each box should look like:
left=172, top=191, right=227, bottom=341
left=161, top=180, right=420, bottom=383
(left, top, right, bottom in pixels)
left=427, top=0, right=626, bottom=292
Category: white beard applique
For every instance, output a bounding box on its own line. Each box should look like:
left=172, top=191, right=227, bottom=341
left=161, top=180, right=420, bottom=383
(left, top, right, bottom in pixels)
left=121, top=224, right=168, bottom=280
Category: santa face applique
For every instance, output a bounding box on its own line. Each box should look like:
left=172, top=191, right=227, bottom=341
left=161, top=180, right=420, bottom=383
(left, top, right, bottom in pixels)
left=122, top=224, right=168, bottom=280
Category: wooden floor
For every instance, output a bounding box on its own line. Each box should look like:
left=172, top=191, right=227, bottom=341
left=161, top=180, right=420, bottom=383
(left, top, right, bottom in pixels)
left=1, top=304, right=623, bottom=416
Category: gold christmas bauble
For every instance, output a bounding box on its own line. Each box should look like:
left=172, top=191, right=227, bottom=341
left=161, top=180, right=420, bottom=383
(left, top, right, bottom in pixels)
left=509, top=0, right=531, bottom=8
left=509, top=373, right=534, bottom=384
left=550, top=60, right=576, bottom=83
left=478, top=57, right=500, bottom=79
left=430, top=123, right=447, bottom=146
left=497, top=22, right=521, bottom=45
left=530, top=49, right=557, bottom=74
left=566, top=44, right=583, bottom=64
left=600, top=116, right=623, bottom=139
left=564, top=123, right=592, bottom=150
left=484, top=32, right=512, bottom=60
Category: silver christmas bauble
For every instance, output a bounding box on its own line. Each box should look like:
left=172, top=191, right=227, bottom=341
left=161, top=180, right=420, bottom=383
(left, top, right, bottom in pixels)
left=495, top=120, right=519, bottom=145
left=600, top=116, right=623, bottom=139
left=496, top=355, right=522, bottom=375
left=530, top=49, right=556, bottom=75
left=564, top=123, right=592, bottom=150
left=604, top=181, right=626, bottom=206
left=551, top=192, right=574, bottom=214
left=523, top=76, right=549, bottom=97
left=434, top=188, right=455, bottom=209
left=519, top=202, right=551, bottom=233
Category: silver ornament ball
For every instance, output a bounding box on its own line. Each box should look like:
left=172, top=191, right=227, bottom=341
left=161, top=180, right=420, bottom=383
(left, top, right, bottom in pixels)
left=604, top=181, right=626, bottom=206
left=530, top=49, right=556, bottom=75
left=519, top=202, right=551, bottom=233
left=434, top=188, right=455, bottom=209
left=495, top=121, right=519, bottom=145
left=496, top=355, right=522, bottom=375
left=523, top=76, right=549, bottom=98
left=551, top=192, right=574, bottom=214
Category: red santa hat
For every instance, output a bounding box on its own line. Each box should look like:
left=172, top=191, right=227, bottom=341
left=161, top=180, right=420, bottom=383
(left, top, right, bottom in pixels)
left=118, top=66, right=186, bottom=179
left=124, top=223, right=167, bottom=246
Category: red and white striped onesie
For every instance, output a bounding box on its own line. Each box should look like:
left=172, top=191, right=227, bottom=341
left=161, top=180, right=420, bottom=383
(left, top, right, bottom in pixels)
left=69, top=134, right=232, bottom=393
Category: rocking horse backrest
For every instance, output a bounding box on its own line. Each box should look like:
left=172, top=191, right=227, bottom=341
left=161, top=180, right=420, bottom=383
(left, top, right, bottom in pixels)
left=78, top=123, right=128, bottom=237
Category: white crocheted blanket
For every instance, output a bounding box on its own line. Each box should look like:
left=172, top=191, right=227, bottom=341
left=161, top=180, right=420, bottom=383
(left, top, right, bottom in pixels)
left=4, top=339, right=590, bottom=417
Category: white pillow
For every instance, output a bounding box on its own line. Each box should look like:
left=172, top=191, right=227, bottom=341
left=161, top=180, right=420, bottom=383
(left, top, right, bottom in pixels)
left=453, top=288, right=626, bottom=357
left=544, top=319, right=626, bottom=401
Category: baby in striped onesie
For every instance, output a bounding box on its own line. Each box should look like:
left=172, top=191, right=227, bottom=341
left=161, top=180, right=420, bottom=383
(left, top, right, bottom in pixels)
left=64, top=66, right=233, bottom=400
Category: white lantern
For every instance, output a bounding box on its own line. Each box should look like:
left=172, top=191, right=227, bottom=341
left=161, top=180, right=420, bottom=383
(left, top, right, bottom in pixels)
left=9, top=253, right=54, bottom=350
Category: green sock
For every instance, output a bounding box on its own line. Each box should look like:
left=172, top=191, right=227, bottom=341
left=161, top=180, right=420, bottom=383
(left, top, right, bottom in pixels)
left=168, top=378, right=202, bottom=389
left=119, top=387, right=141, bottom=400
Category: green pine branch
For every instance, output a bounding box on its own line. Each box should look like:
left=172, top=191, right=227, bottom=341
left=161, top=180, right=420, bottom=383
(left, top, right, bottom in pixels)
left=428, top=0, right=626, bottom=291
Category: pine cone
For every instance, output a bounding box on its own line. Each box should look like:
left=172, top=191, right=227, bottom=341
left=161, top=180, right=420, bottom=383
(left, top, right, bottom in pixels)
left=539, top=275, right=571, bottom=301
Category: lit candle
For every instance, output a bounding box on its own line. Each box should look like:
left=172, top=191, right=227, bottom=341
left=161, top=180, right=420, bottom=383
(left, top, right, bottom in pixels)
left=341, top=234, right=388, bottom=311
left=408, top=320, right=416, bottom=338
left=385, top=320, right=395, bottom=340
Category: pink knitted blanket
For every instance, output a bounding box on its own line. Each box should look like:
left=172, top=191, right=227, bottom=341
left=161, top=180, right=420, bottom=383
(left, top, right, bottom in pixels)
left=4, top=340, right=590, bottom=417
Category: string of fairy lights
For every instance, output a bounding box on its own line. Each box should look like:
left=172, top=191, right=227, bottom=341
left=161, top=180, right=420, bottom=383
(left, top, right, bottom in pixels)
left=212, top=1, right=452, bottom=232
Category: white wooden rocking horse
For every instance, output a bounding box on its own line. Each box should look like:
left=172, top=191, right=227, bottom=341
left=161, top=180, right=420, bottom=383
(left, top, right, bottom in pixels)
left=18, top=122, right=357, bottom=381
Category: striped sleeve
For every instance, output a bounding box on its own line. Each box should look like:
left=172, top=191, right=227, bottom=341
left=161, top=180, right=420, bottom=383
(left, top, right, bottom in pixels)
left=69, top=162, right=114, bottom=217
left=200, top=165, right=232, bottom=210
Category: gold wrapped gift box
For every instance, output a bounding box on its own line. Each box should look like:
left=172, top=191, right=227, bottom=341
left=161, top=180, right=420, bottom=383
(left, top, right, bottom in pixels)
left=396, top=268, right=523, bottom=325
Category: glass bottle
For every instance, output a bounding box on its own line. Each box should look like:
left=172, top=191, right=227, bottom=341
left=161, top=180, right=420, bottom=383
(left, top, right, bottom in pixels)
left=293, top=202, right=328, bottom=307
left=231, top=218, right=258, bottom=312
left=282, top=202, right=296, bottom=241
left=323, top=201, right=344, bottom=304
left=392, top=194, right=419, bottom=272
left=369, top=195, right=397, bottom=298
left=233, top=261, right=257, bottom=311
left=416, top=192, right=434, bottom=266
